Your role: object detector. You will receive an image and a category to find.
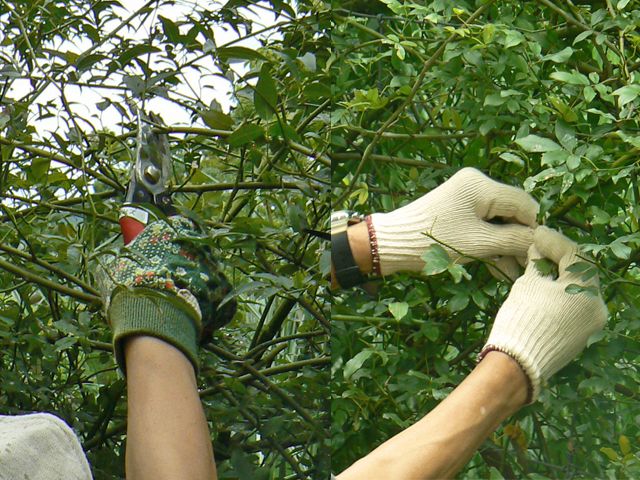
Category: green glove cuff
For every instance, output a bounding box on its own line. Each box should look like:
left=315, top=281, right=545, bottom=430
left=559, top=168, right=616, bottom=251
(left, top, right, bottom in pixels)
left=109, top=289, right=200, bottom=374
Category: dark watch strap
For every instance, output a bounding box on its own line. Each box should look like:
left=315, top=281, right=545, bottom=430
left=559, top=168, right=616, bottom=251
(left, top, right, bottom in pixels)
left=332, top=230, right=366, bottom=288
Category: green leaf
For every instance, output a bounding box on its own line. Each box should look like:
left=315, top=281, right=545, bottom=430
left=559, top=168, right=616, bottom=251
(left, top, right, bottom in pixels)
left=78, top=311, right=91, bottom=327
left=499, top=152, right=524, bottom=166
left=479, top=118, right=496, bottom=135
left=29, top=157, right=50, bottom=181
left=388, top=302, right=409, bottom=320
left=541, top=47, right=573, bottom=63
left=583, top=85, right=596, bottom=102
left=612, top=85, right=640, bottom=107
left=503, top=30, right=524, bottom=48
left=619, top=435, right=631, bottom=456
left=610, top=240, right=631, bottom=259
left=0, top=65, right=20, bottom=79
left=123, top=75, right=145, bottom=96
left=484, top=93, right=505, bottom=106
left=550, top=71, right=590, bottom=85
left=422, top=244, right=451, bottom=276
left=481, top=24, right=495, bottom=43
left=75, top=53, right=107, bottom=71
left=448, top=292, right=469, bottom=313
left=96, top=99, right=110, bottom=111
left=541, top=149, right=569, bottom=166
left=159, top=16, right=180, bottom=43
left=117, top=44, right=160, bottom=67
left=566, top=154, right=581, bottom=171
left=500, top=89, right=523, bottom=97
left=573, top=30, right=593, bottom=44
left=448, top=263, right=470, bottom=283
left=586, top=329, right=606, bottom=348
left=304, top=81, right=331, bottom=100
left=254, top=65, right=278, bottom=120
left=269, top=122, right=301, bottom=143
left=488, top=466, right=506, bottom=480
left=561, top=172, right=574, bottom=194
left=55, top=336, right=77, bottom=352
left=422, top=323, right=440, bottom=342
left=534, top=258, right=558, bottom=277
left=230, top=450, right=266, bottom=479
left=200, top=108, right=234, bottom=130
left=216, top=46, right=267, bottom=63
left=565, top=283, right=599, bottom=296
left=555, top=120, right=577, bottom=151
left=351, top=88, right=388, bottom=110
left=616, top=131, right=640, bottom=148
left=343, top=350, right=375, bottom=380
left=287, top=203, right=308, bottom=233
left=382, top=412, right=411, bottom=429
left=566, top=261, right=598, bottom=283
left=600, top=447, right=619, bottom=462
left=590, top=206, right=610, bottom=225
left=471, top=290, right=489, bottom=309
left=297, top=52, right=316, bottom=72
left=226, top=124, right=265, bottom=147
left=516, top=135, right=562, bottom=153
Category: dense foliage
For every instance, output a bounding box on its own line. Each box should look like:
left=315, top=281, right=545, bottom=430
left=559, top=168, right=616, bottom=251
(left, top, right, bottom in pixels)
left=0, top=1, right=330, bottom=478
left=331, top=0, right=640, bottom=478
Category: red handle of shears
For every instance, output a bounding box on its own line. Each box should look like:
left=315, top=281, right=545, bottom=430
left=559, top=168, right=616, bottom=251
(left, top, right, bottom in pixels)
left=119, top=205, right=150, bottom=245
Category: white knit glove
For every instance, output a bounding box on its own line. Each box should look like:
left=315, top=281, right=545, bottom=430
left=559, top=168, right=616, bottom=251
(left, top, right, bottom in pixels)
left=481, top=226, right=608, bottom=402
left=369, top=168, right=539, bottom=277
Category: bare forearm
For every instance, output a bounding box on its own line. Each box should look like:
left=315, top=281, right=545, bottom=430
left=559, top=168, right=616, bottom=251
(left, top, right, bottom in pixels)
left=125, top=336, right=217, bottom=480
left=338, top=352, right=527, bottom=479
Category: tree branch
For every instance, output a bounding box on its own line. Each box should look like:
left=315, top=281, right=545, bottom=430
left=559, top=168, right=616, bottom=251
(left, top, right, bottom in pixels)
left=177, top=181, right=317, bottom=193
left=0, top=257, right=101, bottom=305
left=0, top=136, right=123, bottom=191
left=0, top=242, right=99, bottom=296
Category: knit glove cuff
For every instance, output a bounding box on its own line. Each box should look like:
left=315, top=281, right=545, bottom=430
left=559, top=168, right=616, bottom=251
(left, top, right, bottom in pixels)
left=109, top=288, right=200, bottom=373
left=369, top=168, right=538, bottom=276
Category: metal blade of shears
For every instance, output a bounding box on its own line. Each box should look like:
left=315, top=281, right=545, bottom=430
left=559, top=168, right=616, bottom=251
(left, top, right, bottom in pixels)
left=119, top=111, right=175, bottom=245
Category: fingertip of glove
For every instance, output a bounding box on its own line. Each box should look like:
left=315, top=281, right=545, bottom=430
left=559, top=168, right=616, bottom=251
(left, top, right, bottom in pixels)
left=488, top=256, right=521, bottom=282
left=533, top=226, right=578, bottom=263
left=521, top=197, right=541, bottom=227
left=455, top=167, right=483, bottom=179
left=497, top=223, right=536, bottom=249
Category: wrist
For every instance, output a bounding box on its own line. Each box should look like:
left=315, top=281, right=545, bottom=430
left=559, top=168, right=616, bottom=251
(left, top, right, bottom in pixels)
left=347, top=221, right=373, bottom=275
left=331, top=212, right=378, bottom=289
left=477, top=351, right=528, bottom=411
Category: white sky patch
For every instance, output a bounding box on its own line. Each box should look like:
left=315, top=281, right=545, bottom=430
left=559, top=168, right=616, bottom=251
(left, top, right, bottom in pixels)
left=4, top=0, right=281, bottom=137
left=1, top=0, right=285, bottom=204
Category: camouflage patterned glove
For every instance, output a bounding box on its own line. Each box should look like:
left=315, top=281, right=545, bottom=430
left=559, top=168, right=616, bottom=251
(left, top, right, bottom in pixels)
left=100, top=216, right=235, bottom=373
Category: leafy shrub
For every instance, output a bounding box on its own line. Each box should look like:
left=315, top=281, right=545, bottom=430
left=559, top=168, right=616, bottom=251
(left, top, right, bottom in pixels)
left=0, top=1, right=329, bottom=478
left=331, top=1, right=640, bottom=478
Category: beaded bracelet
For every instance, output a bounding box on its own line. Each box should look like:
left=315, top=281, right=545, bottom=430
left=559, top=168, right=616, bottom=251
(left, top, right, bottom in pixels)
left=365, top=215, right=381, bottom=276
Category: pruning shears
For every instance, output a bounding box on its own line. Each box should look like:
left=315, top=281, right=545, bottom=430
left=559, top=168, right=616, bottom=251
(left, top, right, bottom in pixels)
left=119, top=112, right=176, bottom=245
